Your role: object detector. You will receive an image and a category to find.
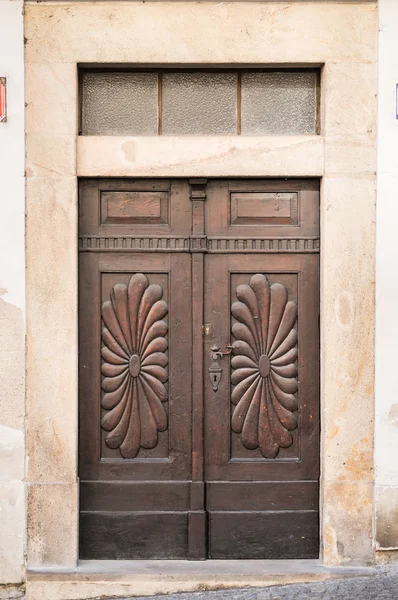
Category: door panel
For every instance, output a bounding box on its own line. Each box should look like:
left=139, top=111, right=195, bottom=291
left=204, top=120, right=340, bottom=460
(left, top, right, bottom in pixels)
left=206, top=481, right=319, bottom=511
left=79, top=178, right=191, bottom=237
left=79, top=253, right=192, bottom=481
left=79, top=181, right=193, bottom=559
left=203, top=180, right=319, bottom=559
left=79, top=177, right=320, bottom=560
left=209, top=512, right=318, bottom=559
left=203, top=254, right=319, bottom=558
left=205, top=179, right=319, bottom=239
left=204, top=254, right=319, bottom=480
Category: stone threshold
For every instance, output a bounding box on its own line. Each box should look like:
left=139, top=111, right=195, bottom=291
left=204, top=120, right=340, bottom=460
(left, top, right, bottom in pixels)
left=26, top=560, right=376, bottom=600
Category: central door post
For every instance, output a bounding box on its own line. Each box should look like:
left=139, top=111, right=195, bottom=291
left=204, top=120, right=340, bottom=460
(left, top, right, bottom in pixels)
left=188, top=179, right=208, bottom=559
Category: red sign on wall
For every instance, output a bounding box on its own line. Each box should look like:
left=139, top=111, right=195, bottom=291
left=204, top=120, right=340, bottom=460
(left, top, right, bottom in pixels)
left=0, top=78, right=6, bottom=122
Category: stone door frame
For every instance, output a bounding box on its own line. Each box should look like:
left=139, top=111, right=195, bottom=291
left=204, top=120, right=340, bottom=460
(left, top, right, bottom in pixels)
left=25, top=1, right=377, bottom=568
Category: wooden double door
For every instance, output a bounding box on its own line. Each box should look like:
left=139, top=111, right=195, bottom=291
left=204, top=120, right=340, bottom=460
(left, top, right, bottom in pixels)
left=79, top=178, right=320, bottom=560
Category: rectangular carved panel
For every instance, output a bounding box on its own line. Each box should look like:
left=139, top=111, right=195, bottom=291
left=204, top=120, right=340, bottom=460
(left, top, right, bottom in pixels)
left=101, top=191, right=169, bottom=225
left=230, top=192, right=298, bottom=226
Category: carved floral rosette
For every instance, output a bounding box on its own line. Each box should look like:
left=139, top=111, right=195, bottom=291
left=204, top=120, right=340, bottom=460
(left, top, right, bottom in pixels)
left=100, top=273, right=168, bottom=458
left=231, top=274, right=298, bottom=458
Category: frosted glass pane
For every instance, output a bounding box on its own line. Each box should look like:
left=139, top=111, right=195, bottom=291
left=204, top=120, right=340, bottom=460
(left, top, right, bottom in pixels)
left=162, top=72, right=237, bottom=135
left=81, top=72, right=158, bottom=135
left=241, top=72, right=317, bottom=135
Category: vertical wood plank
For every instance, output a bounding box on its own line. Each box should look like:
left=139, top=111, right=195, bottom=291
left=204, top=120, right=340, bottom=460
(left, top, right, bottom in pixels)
left=188, top=179, right=207, bottom=559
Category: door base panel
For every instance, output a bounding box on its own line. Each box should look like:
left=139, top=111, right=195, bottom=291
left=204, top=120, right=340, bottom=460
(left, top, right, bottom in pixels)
left=207, top=481, right=319, bottom=511
left=209, top=511, right=319, bottom=559
left=80, top=513, right=188, bottom=560
left=81, top=510, right=319, bottom=560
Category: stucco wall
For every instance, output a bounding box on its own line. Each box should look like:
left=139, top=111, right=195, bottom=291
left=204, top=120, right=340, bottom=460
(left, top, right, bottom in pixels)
left=0, top=0, right=26, bottom=586
left=375, top=0, right=398, bottom=558
left=23, top=1, right=377, bottom=590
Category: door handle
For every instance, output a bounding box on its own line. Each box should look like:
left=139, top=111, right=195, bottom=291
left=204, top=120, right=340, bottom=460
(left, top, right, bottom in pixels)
left=208, top=344, right=234, bottom=392
left=210, top=344, right=234, bottom=360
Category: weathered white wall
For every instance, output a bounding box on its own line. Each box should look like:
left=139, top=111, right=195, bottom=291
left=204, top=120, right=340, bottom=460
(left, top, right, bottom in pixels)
left=375, top=0, right=398, bottom=555
left=0, top=0, right=26, bottom=585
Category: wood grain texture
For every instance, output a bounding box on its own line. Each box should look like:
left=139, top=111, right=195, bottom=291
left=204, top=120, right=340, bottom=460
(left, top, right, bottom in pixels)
left=80, top=481, right=190, bottom=512
left=79, top=177, right=319, bottom=560
left=101, top=191, right=169, bottom=225
left=79, top=180, right=193, bottom=559
left=80, top=512, right=188, bottom=559
left=209, top=511, right=319, bottom=559
left=204, top=253, right=319, bottom=481
left=230, top=192, right=297, bottom=226
left=189, top=179, right=207, bottom=559
left=230, top=274, right=298, bottom=458
left=204, top=179, right=319, bottom=559
left=101, top=273, right=169, bottom=459
left=207, top=481, right=318, bottom=511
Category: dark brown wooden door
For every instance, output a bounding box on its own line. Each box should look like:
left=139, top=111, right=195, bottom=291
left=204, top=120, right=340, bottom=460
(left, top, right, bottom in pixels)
left=204, top=180, right=319, bottom=558
left=78, top=178, right=319, bottom=560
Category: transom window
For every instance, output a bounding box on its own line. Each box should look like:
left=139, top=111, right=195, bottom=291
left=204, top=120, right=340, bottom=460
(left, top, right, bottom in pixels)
left=80, top=69, right=320, bottom=136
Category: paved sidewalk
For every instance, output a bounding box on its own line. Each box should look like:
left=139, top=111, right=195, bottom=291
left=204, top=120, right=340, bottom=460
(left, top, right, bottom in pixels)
left=121, top=568, right=398, bottom=600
